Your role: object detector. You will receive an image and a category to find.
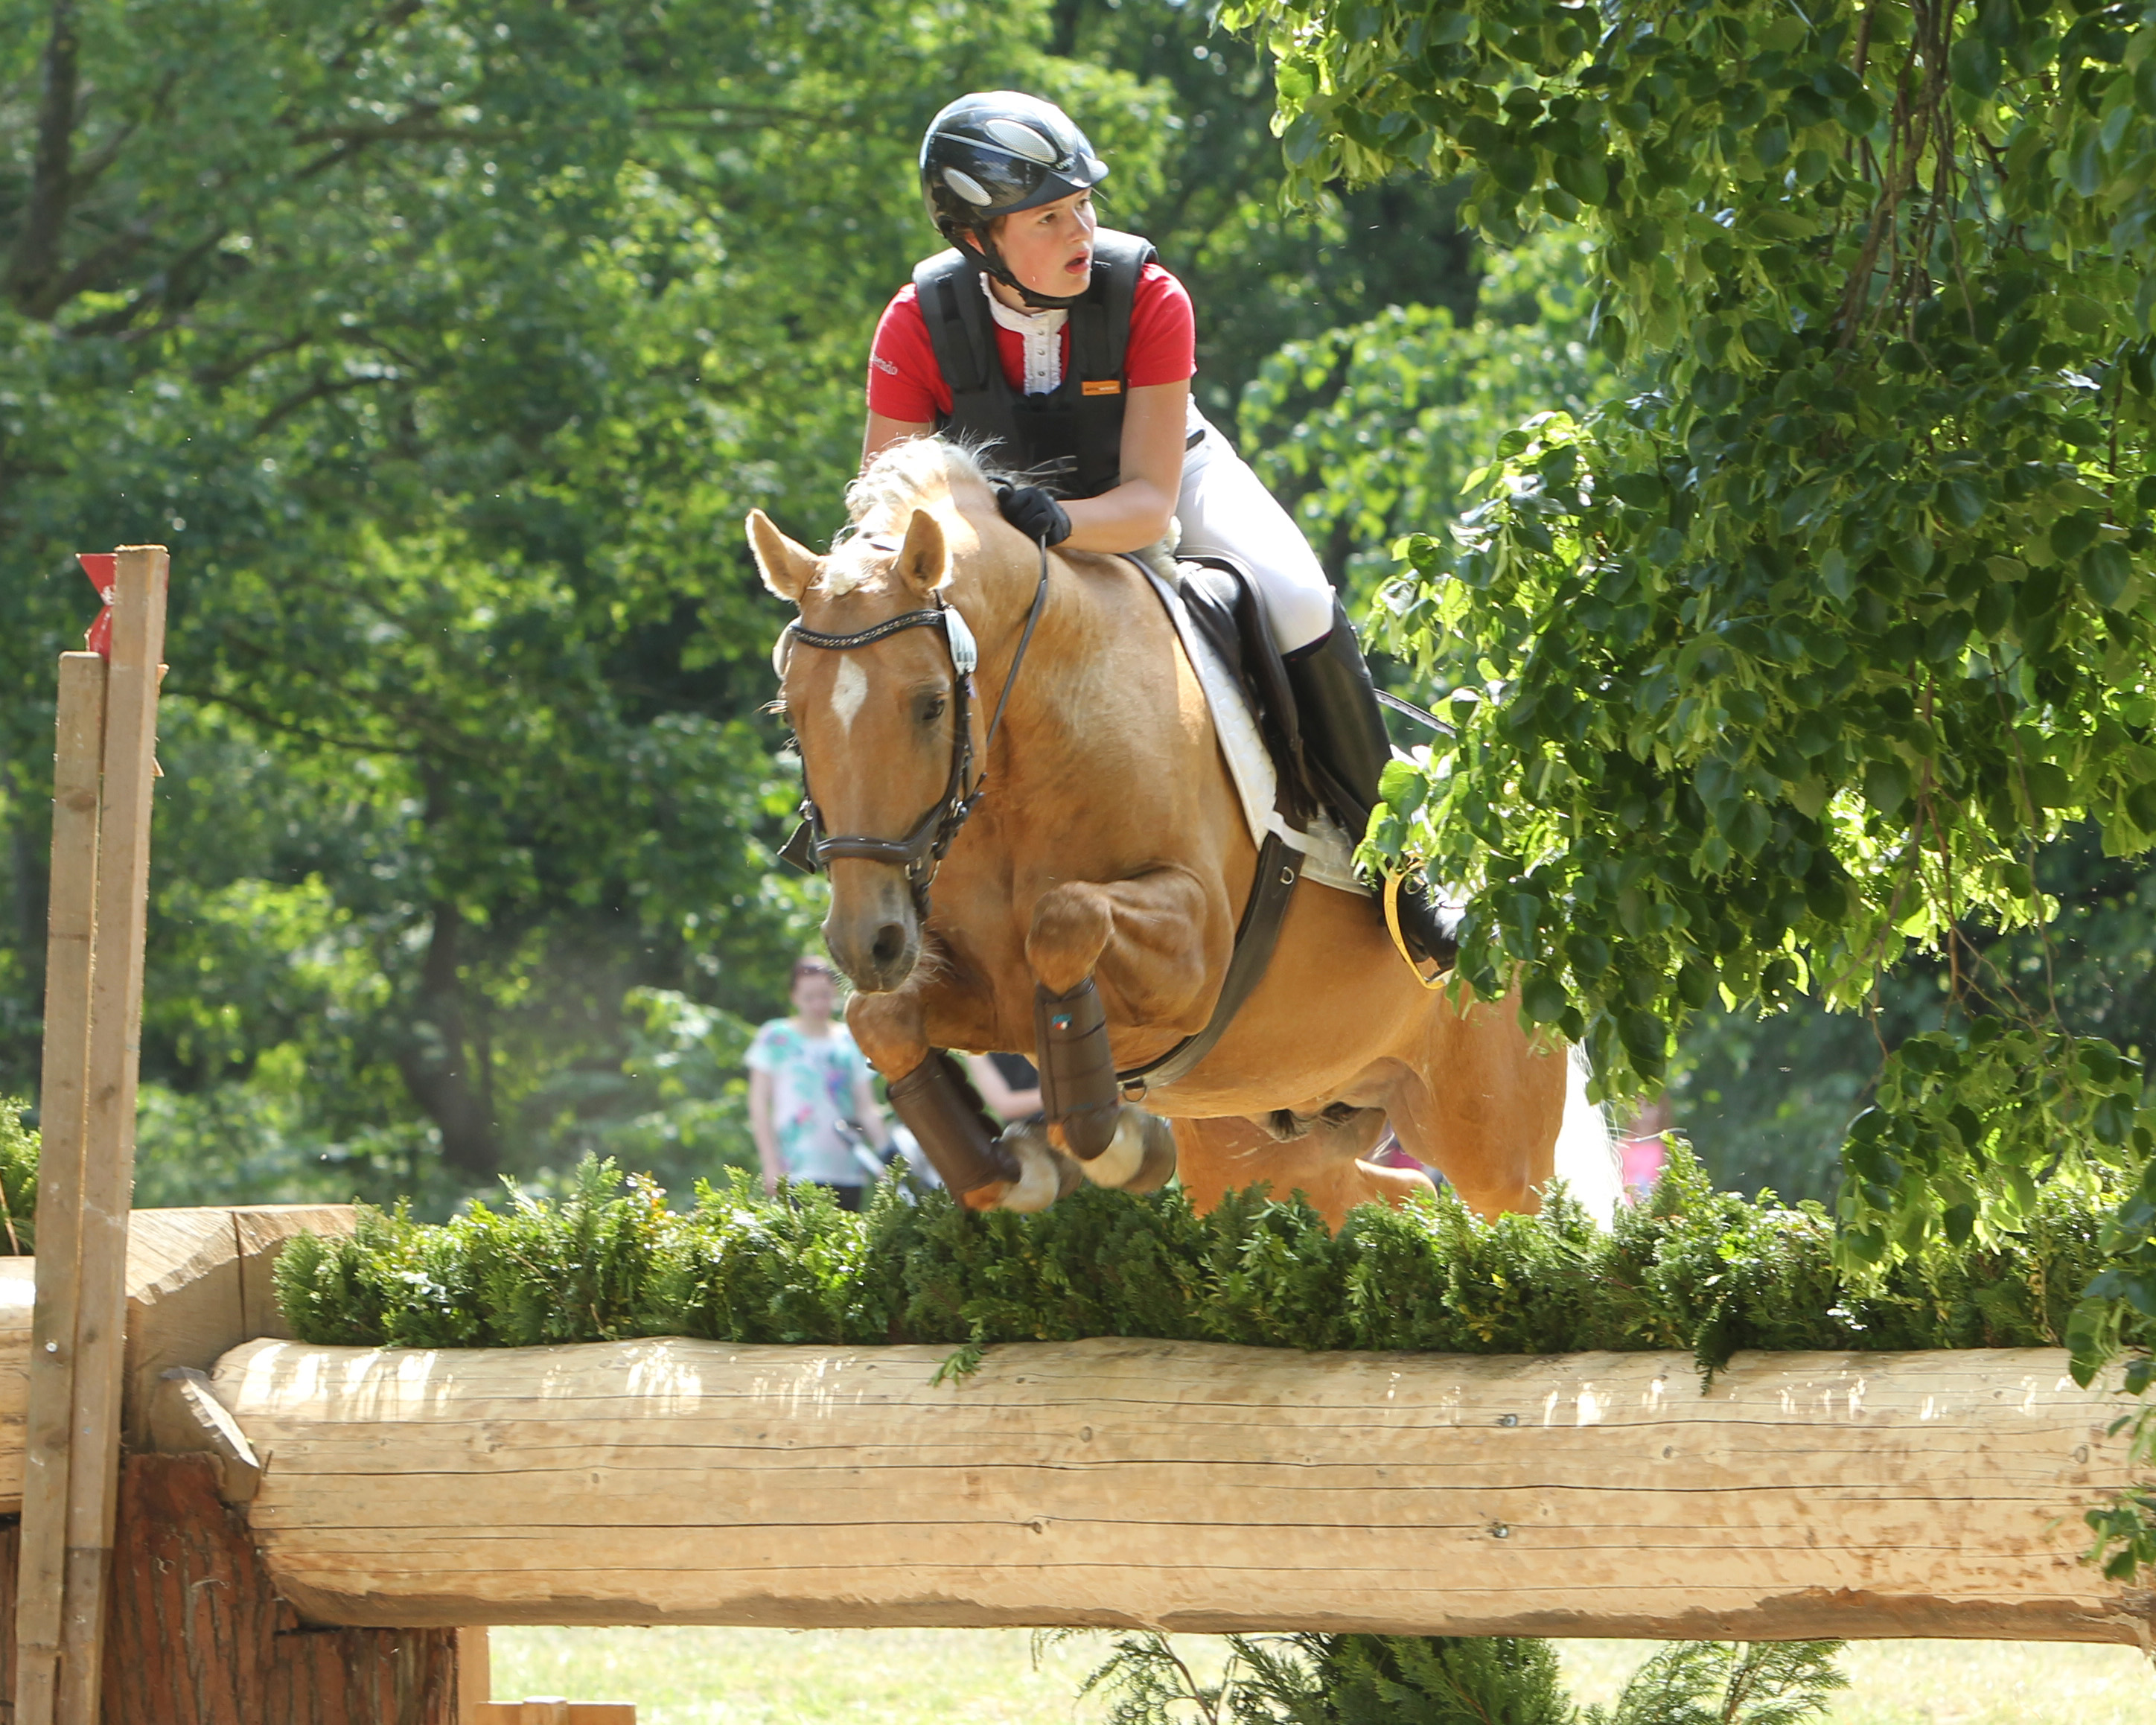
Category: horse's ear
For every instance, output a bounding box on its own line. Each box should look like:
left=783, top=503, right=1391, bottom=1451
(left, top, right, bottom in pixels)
left=893, top=508, right=948, bottom=597
left=747, top=509, right=819, bottom=602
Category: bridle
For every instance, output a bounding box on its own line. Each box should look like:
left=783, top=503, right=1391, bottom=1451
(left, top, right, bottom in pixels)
left=776, top=538, right=1053, bottom=916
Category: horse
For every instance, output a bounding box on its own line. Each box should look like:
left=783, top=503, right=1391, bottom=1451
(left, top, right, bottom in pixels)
left=747, top=439, right=1616, bottom=1229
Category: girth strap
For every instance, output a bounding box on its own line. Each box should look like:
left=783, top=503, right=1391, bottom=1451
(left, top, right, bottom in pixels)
left=1117, top=829, right=1304, bottom=1097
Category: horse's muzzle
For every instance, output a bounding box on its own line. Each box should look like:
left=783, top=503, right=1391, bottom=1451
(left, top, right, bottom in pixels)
left=823, top=866, right=920, bottom=994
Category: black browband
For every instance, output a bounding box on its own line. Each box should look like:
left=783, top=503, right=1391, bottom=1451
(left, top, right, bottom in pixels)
left=778, top=541, right=1053, bottom=916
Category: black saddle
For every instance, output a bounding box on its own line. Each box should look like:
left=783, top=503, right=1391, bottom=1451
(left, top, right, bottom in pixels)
left=1168, top=553, right=1467, bottom=971
left=1171, top=554, right=1324, bottom=832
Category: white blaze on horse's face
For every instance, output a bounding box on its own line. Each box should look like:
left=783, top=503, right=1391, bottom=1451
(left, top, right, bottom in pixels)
left=830, top=656, right=870, bottom=734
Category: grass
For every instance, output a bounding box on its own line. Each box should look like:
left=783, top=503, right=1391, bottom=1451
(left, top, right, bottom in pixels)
left=488, top=1626, right=2156, bottom=1723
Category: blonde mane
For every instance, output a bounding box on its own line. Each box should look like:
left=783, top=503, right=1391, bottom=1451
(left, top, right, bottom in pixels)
left=843, top=437, right=993, bottom=535
left=809, top=439, right=999, bottom=599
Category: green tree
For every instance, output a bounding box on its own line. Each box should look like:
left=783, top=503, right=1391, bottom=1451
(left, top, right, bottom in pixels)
left=1228, top=0, right=2156, bottom=1257
left=0, top=0, right=1173, bottom=1194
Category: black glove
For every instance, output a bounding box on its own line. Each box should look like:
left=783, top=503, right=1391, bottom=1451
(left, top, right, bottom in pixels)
left=996, top=483, right=1072, bottom=547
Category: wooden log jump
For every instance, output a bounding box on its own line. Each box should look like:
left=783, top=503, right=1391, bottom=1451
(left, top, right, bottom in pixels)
left=203, top=1334, right=2153, bottom=1645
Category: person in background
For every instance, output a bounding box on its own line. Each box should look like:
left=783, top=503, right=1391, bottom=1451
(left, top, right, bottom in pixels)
left=967, top=1052, right=1042, bottom=1122
left=746, top=957, right=891, bottom=1209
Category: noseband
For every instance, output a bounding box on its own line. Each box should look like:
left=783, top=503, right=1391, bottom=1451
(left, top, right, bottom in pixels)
left=777, top=540, right=1052, bottom=916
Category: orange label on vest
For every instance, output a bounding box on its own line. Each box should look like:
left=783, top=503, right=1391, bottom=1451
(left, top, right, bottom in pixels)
left=1081, top=379, right=1123, bottom=396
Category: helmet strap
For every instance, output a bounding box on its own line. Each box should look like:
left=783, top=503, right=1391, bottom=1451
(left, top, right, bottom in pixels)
left=958, top=227, right=1090, bottom=312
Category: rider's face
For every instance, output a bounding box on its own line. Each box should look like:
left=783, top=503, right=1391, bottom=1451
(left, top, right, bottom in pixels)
left=981, top=189, right=1096, bottom=299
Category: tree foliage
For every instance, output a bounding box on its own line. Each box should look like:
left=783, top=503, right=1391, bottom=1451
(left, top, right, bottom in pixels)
left=1228, top=0, right=2156, bottom=1258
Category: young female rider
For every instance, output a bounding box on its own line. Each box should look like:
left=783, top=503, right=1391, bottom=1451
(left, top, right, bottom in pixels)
left=864, top=90, right=1451, bottom=966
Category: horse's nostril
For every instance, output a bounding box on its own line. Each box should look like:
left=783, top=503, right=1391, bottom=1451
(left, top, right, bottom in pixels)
left=870, top=921, right=908, bottom=972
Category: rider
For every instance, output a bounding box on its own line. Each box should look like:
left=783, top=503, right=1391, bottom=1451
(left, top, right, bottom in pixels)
left=864, top=91, right=1451, bottom=966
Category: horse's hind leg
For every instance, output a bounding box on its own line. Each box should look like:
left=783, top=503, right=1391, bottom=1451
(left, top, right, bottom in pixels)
left=1171, top=1112, right=1433, bottom=1231
left=1383, top=989, right=1566, bottom=1218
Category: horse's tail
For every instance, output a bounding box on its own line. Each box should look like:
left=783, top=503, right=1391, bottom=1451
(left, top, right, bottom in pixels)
left=1551, top=1043, right=1623, bottom=1227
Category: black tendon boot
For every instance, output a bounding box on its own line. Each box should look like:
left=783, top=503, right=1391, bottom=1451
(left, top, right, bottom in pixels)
left=1284, top=600, right=1460, bottom=971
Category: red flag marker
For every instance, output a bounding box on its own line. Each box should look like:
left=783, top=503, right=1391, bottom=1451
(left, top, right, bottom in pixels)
left=77, top=552, right=117, bottom=658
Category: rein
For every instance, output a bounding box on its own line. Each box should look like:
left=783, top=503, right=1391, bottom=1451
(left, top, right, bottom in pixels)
left=779, top=539, right=1053, bottom=916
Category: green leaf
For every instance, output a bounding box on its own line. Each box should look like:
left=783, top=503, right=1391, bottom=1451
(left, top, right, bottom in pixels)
left=1522, top=970, right=1569, bottom=1024
left=2023, top=760, right=2074, bottom=808
left=1951, top=34, right=2003, bottom=98
left=1864, top=756, right=1912, bottom=814
left=2052, top=511, right=2102, bottom=561
left=1727, top=800, right=1771, bottom=859
left=1941, top=478, right=1987, bottom=529
left=2083, top=541, right=2133, bottom=608
left=2058, top=294, right=2109, bottom=335
left=1378, top=758, right=1429, bottom=816
left=1551, top=150, right=1610, bottom=206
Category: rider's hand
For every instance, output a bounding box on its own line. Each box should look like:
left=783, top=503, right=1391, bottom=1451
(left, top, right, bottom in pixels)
left=995, top=484, right=1072, bottom=547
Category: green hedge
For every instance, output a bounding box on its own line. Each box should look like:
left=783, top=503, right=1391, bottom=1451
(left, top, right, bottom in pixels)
left=0, top=1099, right=35, bottom=1254
left=272, top=1149, right=2109, bottom=1371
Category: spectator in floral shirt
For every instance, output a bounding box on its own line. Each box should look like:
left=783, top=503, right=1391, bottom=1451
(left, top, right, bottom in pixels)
left=745, top=957, right=890, bottom=1208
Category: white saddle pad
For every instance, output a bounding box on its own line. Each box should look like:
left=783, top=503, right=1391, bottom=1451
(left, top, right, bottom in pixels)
left=1138, top=564, right=1365, bottom=896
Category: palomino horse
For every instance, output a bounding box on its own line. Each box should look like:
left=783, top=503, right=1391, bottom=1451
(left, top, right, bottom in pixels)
left=748, top=440, right=1614, bottom=1227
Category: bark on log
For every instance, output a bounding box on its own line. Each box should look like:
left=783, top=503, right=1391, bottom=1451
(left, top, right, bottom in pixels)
left=208, top=1336, right=2156, bottom=1645
left=101, top=1455, right=462, bottom=1724
left=1, top=1458, right=462, bottom=1723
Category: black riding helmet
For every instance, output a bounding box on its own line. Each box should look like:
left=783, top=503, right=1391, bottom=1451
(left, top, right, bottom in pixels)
left=919, top=91, right=1109, bottom=310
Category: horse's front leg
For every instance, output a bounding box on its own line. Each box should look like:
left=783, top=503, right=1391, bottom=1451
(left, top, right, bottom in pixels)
left=1026, top=868, right=1216, bottom=1190
left=847, top=976, right=1077, bottom=1214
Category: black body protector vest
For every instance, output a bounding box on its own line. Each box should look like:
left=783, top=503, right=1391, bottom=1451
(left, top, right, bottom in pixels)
left=912, top=228, right=1156, bottom=500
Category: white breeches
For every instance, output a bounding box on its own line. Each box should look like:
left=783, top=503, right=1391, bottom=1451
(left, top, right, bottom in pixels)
left=1175, top=418, right=1337, bottom=653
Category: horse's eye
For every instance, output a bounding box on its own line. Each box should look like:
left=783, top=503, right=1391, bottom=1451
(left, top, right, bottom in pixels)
left=921, top=692, right=948, bottom=725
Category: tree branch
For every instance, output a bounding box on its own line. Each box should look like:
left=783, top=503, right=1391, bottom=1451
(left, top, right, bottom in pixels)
left=176, top=683, right=426, bottom=759
left=249, top=371, right=398, bottom=439
left=6, top=0, right=82, bottom=316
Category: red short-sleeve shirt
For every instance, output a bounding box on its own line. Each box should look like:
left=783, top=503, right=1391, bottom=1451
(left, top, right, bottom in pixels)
left=867, top=261, right=1195, bottom=422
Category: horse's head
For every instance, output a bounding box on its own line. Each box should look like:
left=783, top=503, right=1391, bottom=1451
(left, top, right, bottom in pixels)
left=748, top=503, right=965, bottom=994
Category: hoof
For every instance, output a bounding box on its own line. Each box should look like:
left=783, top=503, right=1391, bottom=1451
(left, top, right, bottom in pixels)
left=992, top=1120, right=1082, bottom=1213
left=1123, top=1112, right=1178, bottom=1193
left=1079, top=1106, right=1175, bottom=1190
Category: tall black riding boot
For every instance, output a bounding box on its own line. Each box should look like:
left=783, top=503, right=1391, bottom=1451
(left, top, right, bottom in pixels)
left=1284, top=599, right=1459, bottom=971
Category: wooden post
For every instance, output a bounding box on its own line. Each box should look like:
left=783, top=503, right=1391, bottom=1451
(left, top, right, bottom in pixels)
left=12, top=652, right=109, bottom=1724
left=457, top=1629, right=494, bottom=1724
left=5, top=547, right=170, bottom=1725
left=57, top=545, right=168, bottom=1725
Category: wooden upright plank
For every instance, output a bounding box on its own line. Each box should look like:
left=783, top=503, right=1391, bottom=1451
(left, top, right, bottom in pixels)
left=56, top=546, right=168, bottom=1725
left=210, top=1336, right=2156, bottom=1645
left=13, top=651, right=108, bottom=1725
